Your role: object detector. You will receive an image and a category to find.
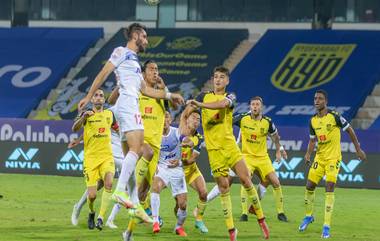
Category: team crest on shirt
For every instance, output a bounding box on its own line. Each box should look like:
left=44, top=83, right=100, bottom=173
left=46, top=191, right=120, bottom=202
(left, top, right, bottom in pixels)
left=271, top=44, right=356, bottom=92
left=326, top=123, right=332, bottom=131
left=250, top=134, right=257, bottom=140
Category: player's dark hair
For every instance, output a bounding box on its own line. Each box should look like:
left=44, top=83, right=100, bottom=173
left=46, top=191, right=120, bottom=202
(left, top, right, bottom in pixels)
left=142, top=59, right=156, bottom=72
left=316, top=89, right=328, bottom=100
left=189, top=108, right=201, bottom=116
left=124, top=23, right=147, bottom=40
left=250, top=96, right=263, bottom=104
left=213, top=66, right=230, bottom=77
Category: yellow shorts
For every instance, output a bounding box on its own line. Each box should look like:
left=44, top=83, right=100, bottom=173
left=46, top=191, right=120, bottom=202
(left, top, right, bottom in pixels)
left=208, top=143, right=243, bottom=178
left=83, top=159, right=115, bottom=187
left=184, top=162, right=202, bottom=184
left=308, top=157, right=341, bottom=184
left=245, top=155, right=275, bottom=180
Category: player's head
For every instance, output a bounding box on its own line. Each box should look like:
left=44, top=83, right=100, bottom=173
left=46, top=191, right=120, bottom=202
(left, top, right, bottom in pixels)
left=142, top=60, right=158, bottom=86
left=212, top=66, right=230, bottom=92
left=187, top=109, right=201, bottom=131
left=124, top=23, right=148, bottom=53
left=250, top=96, right=263, bottom=115
left=164, top=111, right=172, bottom=130
left=91, top=89, right=105, bottom=110
left=314, top=89, right=328, bottom=111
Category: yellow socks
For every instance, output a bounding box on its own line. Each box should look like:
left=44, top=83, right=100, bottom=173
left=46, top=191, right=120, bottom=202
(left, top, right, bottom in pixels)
left=240, top=186, right=248, bottom=215
left=324, top=192, right=335, bottom=226
left=245, top=186, right=264, bottom=219
left=273, top=186, right=284, bottom=214
left=305, top=189, right=315, bottom=216
left=196, top=199, right=207, bottom=221
left=99, top=189, right=112, bottom=219
left=136, top=157, right=150, bottom=186
left=220, top=192, right=234, bottom=230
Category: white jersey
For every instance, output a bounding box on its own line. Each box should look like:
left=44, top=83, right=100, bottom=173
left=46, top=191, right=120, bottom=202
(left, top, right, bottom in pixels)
left=158, top=126, right=182, bottom=169
left=109, top=46, right=143, bottom=99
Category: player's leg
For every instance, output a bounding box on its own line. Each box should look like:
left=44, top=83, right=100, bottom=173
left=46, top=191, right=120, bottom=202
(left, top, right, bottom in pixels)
left=151, top=174, right=167, bottom=233
left=321, top=159, right=340, bottom=238
left=190, top=174, right=209, bottom=233
left=87, top=186, right=97, bottom=230
left=136, top=143, right=154, bottom=199
left=299, top=159, right=323, bottom=231
left=113, top=130, right=144, bottom=207
left=106, top=151, right=123, bottom=229
left=206, top=171, right=234, bottom=202
left=239, top=163, right=254, bottom=222
left=175, top=193, right=188, bottom=236
left=233, top=159, right=269, bottom=239
left=96, top=170, right=114, bottom=230
left=265, top=171, right=288, bottom=222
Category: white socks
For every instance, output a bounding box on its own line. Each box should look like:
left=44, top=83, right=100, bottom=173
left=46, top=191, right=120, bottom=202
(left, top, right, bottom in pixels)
left=151, top=192, right=160, bottom=223
left=207, top=185, right=220, bottom=202
left=116, top=151, right=139, bottom=192
left=176, top=208, right=187, bottom=228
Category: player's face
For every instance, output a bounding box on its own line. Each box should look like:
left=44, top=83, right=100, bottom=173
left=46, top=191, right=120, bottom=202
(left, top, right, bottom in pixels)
left=91, top=89, right=105, bottom=109
left=187, top=112, right=200, bottom=130
left=250, top=99, right=262, bottom=115
left=213, top=71, right=229, bottom=92
left=136, top=30, right=148, bottom=53
left=144, top=62, right=159, bottom=86
left=164, top=112, right=172, bottom=129
left=314, top=92, right=327, bottom=111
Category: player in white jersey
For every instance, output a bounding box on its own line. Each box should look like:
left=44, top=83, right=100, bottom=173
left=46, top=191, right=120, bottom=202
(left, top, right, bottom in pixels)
left=70, top=105, right=123, bottom=226
left=150, top=112, right=189, bottom=237
left=78, top=23, right=184, bottom=223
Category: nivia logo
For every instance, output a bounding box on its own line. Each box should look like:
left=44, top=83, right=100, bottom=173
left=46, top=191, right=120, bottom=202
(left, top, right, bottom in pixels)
left=56, top=149, right=83, bottom=171
left=5, top=147, right=40, bottom=169
left=338, top=159, right=363, bottom=183
left=273, top=157, right=304, bottom=180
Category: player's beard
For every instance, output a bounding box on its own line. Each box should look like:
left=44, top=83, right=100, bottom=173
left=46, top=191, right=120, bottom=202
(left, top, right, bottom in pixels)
left=94, top=103, right=103, bottom=110
left=136, top=39, right=146, bottom=53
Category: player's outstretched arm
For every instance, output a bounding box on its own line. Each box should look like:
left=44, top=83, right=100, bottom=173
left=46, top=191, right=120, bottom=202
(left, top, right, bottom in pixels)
left=270, top=132, right=287, bottom=162
left=346, top=126, right=367, bottom=161
left=304, top=138, right=316, bottom=166
left=186, top=99, right=230, bottom=110
left=141, top=80, right=184, bottom=105
left=78, top=61, right=115, bottom=110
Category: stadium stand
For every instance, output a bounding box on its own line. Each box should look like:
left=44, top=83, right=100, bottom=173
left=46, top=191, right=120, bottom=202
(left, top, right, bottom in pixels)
left=0, top=27, right=103, bottom=118
left=32, top=28, right=248, bottom=120
left=230, top=29, right=380, bottom=127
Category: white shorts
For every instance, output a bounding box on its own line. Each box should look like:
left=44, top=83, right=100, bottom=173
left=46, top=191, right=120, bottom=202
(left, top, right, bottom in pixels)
left=115, top=95, right=144, bottom=134
left=155, top=165, right=187, bottom=197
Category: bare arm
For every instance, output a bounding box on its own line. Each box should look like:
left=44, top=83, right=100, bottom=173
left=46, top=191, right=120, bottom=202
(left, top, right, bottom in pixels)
left=270, top=132, right=287, bottom=162
left=108, top=86, right=120, bottom=105
left=187, top=99, right=230, bottom=110
left=141, top=80, right=184, bottom=105
left=68, top=134, right=83, bottom=148
left=183, top=151, right=200, bottom=165
left=72, top=110, right=94, bottom=132
left=78, top=61, right=115, bottom=110
left=304, top=138, right=317, bottom=166
left=346, top=126, right=367, bottom=161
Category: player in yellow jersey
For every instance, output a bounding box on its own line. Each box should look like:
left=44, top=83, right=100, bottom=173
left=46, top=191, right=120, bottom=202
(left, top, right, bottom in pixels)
left=233, top=96, right=288, bottom=222
left=298, top=90, right=366, bottom=238
left=179, top=108, right=209, bottom=233
left=72, top=89, right=115, bottom=230
left=187, top=66, right=269, bottom=240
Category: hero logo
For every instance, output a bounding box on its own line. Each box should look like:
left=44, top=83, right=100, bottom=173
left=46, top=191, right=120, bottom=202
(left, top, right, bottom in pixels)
left=338, top=159, right=363, bottom=183
left=273, top=157, right=304, bottom=180
left=5, top=148, right=40, bottom=169
left=57, top=150, right=83, bottom=171
left=0, top=65, right=52, bottom=88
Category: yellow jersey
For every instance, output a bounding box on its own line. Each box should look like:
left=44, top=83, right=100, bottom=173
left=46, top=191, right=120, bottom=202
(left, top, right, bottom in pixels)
left=234, top=112, right=277, bottom=158
left=82, top=109, right=115, bottom=167
left=196, top=91, right=236, bottom=150
left=139, top=94, right=166, bottom=148
left=309, top=110, right=350, bottom=161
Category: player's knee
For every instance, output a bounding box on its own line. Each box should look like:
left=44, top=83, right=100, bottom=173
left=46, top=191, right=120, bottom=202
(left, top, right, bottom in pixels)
left=306, top=180, right=317, bottom=191
left=178, top=199, right=187, bottom=210
left=239, top=176, right=252, bottom=188
left=325, top=182, right=335, bottom=192
left=88, top=191, right=97, bottom=200
left=270, top=177, right=281, bottom=188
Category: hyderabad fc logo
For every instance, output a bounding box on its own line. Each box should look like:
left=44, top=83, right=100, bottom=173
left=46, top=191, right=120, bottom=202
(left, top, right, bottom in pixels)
left=271, top=44, right=356, bottom=92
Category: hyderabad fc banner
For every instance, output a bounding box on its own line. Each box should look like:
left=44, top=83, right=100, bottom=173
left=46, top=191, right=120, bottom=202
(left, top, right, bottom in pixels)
left=230, top=30, right=380, bottom=127
left=33, top=28, right=248, bottom=120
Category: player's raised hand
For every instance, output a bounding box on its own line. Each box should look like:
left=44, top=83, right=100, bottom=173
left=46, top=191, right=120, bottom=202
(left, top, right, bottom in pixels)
left=186, top=99, right=201, bottom=107
left=275, top=150, right=282, bottom=163
left=356, top=148, right=367, bottom=161
left=281, top=149, right=288, bottom=160
left=167, top=159, right=180, bottom=168
left=170, top=93, right=185, bottom=105
left=78, top=96, right=90, bottom=111
left=181, top=137, right=194, bottom=148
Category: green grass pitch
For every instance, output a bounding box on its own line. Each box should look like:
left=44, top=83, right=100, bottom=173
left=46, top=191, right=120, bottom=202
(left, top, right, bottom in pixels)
left=0, top=173, right=379, bottom=241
